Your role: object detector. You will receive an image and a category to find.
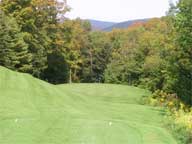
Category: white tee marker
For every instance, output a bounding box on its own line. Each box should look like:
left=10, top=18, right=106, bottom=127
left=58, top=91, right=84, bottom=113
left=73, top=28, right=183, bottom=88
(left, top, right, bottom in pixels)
left=109, top=122, right=112, bottom=126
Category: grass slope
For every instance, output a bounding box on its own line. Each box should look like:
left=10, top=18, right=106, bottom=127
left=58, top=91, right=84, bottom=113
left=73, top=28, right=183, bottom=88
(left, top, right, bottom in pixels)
left=0, top=66, right=177, bottom=144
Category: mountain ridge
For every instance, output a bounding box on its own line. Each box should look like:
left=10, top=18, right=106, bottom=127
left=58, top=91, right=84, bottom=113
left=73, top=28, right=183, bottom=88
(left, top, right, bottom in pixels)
left=88, top=18, right=151, bottom=31
left=88, top=19, right=116, bottom=31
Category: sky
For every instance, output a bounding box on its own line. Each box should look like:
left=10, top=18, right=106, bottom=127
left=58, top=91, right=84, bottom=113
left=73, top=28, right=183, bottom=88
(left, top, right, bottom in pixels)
left=65, top=0, right=178, bottom=22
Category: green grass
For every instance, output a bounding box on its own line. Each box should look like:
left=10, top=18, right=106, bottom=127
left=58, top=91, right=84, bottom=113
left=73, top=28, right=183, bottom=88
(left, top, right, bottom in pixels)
left=0, top=66, right=177, bottom=144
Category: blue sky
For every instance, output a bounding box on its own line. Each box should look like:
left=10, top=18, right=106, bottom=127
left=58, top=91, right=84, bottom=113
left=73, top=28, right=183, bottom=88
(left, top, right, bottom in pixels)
left=66, top=0, right=178, bottom=22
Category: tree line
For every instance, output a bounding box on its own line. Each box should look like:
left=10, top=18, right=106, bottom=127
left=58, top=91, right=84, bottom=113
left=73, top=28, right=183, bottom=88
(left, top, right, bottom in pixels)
left=0, top=0, right=191, bottom=105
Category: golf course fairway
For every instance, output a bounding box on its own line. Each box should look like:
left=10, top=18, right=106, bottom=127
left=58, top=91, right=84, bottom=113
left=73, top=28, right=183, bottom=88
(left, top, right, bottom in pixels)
left=0, top=66, right=177, bottom=144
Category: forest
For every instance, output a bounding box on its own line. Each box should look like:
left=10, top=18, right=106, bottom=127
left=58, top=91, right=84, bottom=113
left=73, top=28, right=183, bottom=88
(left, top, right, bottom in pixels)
left=0, top=0, right=191, bottom=105
left=0, top=0, right=192, bottom=143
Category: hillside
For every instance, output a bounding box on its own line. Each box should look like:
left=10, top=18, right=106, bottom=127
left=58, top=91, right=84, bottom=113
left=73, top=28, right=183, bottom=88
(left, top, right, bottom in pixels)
left=88, top=19, right=116, bottom=31
left=103, top=18, right=150, bottom=31
left=88, top=18, right=150, bottom=31
left=0, top=66, right=177, bottom=144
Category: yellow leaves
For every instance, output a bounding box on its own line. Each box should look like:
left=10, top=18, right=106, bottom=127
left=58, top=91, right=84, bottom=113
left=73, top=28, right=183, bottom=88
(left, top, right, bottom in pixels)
left=160, top=98, right=165, bottom=102
left=55, top=39, right=64, bottom=46
left=32, top=0, right=56, bottom=7
left=23, top=7, right=33, bottom=13
left=180, top=102, right=185, bottom=110
left=127, top=22, right=145, bottom=32
left=144, top=18, right=163, bottom=31
left=168, top=101, right=174, bottom=107
left=20, top=7, right=33, bottom=19
left=174, top=110, right=192, bottom=131
left=143, top=55, right=162, bottom=72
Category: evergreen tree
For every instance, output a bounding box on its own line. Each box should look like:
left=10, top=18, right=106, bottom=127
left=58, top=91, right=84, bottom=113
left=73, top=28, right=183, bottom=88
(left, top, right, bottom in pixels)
left=0, top=0, right=68, bottom=77
left=0, top=11, right=32, bottom=71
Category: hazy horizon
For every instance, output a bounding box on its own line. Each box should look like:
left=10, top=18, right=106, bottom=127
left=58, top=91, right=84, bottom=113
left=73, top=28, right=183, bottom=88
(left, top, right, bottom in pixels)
left=66, top=0, right=178, bottom=22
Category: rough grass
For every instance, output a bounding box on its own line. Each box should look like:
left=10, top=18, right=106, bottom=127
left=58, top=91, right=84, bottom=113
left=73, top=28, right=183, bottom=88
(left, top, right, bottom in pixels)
left=0, top=66, right=177, bottom=144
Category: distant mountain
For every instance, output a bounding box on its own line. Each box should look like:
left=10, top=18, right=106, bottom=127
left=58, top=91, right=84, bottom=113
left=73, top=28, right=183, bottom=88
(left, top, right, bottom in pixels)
left=88, top=19, right=117, bottom=31
left=103, top=18, right=150, bottom=31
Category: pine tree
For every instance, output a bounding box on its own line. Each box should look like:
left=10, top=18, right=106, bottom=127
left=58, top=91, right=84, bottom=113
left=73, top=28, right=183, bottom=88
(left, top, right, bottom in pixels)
left=0, top=11, right=32, bottom=72
left=0, top=0, right=68, bottom=77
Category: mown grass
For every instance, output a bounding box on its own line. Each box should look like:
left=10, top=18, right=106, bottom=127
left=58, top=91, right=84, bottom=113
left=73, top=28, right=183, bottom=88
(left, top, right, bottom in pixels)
left=0, top=66, right=177, bottom=144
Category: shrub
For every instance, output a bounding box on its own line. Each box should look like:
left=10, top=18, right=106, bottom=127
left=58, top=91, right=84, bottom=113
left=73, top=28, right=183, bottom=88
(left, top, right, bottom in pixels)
left=148, top=90, right=192, bottom=144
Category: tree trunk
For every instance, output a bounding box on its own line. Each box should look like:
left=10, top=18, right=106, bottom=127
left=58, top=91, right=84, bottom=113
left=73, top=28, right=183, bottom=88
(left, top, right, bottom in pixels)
left=69, top=68, right=72, bottom=83
left=90, top=50, right=93, bottom=80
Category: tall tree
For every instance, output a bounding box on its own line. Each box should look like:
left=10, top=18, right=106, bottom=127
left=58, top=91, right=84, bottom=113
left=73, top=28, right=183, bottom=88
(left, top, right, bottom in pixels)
left=81, top=31, right=112, bottom=83
left=169, top=0, right=192, bottom=104
left=0, top=0, right=68, bottom=78
left=0, top=11, right=32, bottom=71
left=44, top=19, right=90, bottom=84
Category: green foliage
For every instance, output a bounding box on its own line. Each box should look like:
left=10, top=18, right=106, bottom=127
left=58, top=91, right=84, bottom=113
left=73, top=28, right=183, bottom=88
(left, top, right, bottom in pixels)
left=148, top=90, right=192, bottom=144
left=0, top=11, right=32, bottom=72
left=0, top=0, right=68, bottom=78
left=104, top=19, right=171, bottom=91
left=167, top=0, right=192, bottom=105
left=81, top=31, right=112, bottom=82
left=105, top=26, right=143, bottom=85
left=167, top=119, right=192, bottom=144
left=43, top=52, right=69, bottom=84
